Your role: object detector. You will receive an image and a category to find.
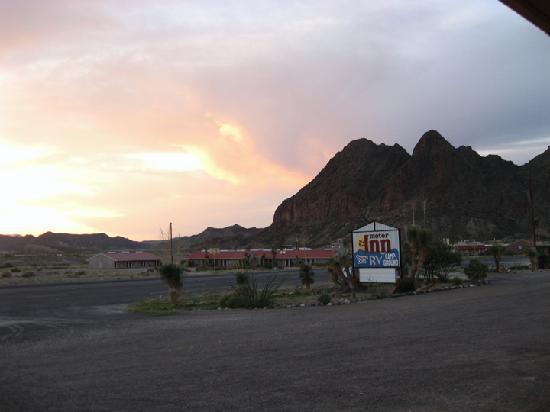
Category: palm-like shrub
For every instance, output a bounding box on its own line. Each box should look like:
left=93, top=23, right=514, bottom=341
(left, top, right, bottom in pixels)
left=220, top=273, right=280, bottom=308
left=464, top=259, right=488, bottom=282
left=299, top=264, right=314, bottom=290
left=160, top=264, right=183, bottom=304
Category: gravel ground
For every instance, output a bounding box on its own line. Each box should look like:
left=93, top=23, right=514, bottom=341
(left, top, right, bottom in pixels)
left=1, top=271, right=549, bottom=411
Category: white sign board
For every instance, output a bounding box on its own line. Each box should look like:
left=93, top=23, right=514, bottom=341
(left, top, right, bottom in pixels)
left=359, top=268, right=396, bottom=283
left=352, top=222, right=401, bottom=269
left=352, top=222, right=401, bottom=284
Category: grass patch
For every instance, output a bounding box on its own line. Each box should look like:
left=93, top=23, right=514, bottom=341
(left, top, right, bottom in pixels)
left=129, top=293, right=225, bottom=314
left=128, top=297, right=184, bottom=315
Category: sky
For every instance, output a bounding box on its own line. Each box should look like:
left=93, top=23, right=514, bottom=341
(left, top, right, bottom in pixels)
left=1, top=0, right=549, bottom=240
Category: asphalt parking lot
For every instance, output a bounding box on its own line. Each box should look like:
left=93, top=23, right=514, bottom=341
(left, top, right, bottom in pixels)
left=1, top=271, right=549, bottom=411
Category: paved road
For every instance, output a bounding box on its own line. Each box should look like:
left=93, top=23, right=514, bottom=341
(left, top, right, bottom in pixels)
left=1, top=271, right=549, bottom=411
left=0, top=269, right=329, bottom=318
left=461, top=256, right=531, bottom=269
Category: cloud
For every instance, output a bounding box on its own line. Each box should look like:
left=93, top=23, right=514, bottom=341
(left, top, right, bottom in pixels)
left=1, top=0, right=549, bottom=238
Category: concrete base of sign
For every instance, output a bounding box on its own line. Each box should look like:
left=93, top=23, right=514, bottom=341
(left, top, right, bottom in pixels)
left=359, top=268, right=396, bottom=283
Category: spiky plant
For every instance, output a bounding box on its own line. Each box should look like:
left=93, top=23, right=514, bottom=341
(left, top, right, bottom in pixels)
left=160, top=264, right=183, bottom=304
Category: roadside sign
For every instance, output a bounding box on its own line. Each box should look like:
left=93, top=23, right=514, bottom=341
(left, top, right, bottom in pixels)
left=352, top=222, right=401, bottom=283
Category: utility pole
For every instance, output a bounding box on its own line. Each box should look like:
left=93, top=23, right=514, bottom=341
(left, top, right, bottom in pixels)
left=528, top=172, right=537, bottom=271
left=169, top=222, right=174, bottom=265
left=423, top=200, right=426, bottom=228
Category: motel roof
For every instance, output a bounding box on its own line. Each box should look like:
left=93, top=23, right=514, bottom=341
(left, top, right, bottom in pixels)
left=100, top=251, right=162, bottom=262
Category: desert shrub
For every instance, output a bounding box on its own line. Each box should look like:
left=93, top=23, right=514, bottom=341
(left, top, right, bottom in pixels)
left=1, top=272, right=12, bottom=278
left=0, top=262, right=13, bottom=268
left=22, top=272, right=35, bottom=278
left=464, top=259, right=488, bottom=281
left=11, top=267, right=21, bottom=273
left=450, top=277, right=463, bottom=286
left=394, top=277, right=416, bottom=293
left=235, top=272, right=249, bottom=287
left=370, top=285, right=390, bottom=299
left=299, top=264, right=314, bottom=289
left=318, top=291, right=331, bottom=305
left=75, top=271, right=86, bottom=276
left=220, top=274, right=280, bottom=308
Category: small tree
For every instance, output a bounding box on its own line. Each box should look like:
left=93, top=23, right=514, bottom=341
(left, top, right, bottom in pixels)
left=424, top=241, right=461, bottom=282
left=464, top=259, right=488, bottom=282
left=160, top=264, right=183, bottom=304
left=299, top=264, right=314, bottom=290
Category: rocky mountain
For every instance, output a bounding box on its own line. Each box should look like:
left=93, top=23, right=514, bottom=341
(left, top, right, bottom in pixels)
left=266, top=130, right=549, bottom=245
left=269, top=138, right=410, bottom=244
left=0, top=232, right=142, bottom=253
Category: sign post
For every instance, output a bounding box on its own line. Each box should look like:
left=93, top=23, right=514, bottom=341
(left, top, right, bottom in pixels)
left=352, top=222, right=401, bottom=283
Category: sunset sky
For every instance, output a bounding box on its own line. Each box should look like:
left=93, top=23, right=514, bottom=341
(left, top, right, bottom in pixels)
left=1, top=0, right=549, bottom=240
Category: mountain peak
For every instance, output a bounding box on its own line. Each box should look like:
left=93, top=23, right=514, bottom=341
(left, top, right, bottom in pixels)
left=413, top=130, right=454, bottom=157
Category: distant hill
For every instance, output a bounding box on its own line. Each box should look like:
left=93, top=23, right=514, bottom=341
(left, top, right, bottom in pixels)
left=0, top=232, right=142, bottom=253
left=173, top=224, right=263, bottom=252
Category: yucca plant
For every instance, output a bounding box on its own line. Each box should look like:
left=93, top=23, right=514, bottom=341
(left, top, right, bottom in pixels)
left=160, top=264, right=183, bottom=304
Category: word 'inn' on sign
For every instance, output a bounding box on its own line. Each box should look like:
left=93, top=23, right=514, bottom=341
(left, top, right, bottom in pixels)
left=358, top=236, right=391, bottom=253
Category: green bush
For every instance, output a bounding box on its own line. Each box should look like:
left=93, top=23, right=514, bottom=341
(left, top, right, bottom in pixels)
left=22, top=272, right=35, bottom=278
left=11, top=267, right=21, bottom=273
left=318, top=291, right=331, bottom=305
left=220, top=274, right=280, bottom=309
left=0, top=262, right=13, bottom=268
left=464, top=259, right=488, bottom=281
left=424, top=242, right=461, bottom=281
left=1, top=272, right=12, bottom=278
left=394, top=277, right=415, bottom=293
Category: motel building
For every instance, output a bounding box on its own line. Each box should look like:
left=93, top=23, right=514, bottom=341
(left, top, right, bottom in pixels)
left=186, top=248, right=338, bottom=269
left=89, top=251, right=162, bottom=270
